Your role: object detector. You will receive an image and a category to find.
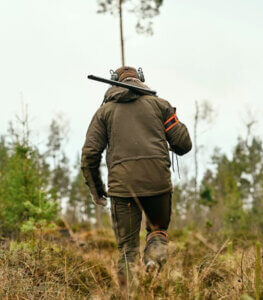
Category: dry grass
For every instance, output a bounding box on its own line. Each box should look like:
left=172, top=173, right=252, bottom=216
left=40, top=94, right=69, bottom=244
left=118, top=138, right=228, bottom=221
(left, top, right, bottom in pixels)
left=0, top=228, right=261, bottom=299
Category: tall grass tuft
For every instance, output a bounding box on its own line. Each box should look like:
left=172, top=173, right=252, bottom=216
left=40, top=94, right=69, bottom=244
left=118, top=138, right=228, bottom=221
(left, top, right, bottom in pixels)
left=254, top=241, right=262, bottom=300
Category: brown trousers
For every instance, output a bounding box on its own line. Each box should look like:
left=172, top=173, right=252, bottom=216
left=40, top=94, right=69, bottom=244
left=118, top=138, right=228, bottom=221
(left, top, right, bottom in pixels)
left=110, top=192, right=171, bottom=279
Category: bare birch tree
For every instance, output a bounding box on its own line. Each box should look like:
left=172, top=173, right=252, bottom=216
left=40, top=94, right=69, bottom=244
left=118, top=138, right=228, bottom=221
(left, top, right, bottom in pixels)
left=97, top=0, right=164, bottom=66
left=193, top=100, right=214, bottom=203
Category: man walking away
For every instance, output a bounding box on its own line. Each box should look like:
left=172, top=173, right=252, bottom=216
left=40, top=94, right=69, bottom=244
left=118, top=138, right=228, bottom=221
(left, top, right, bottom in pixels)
left=81, top=66, right=192, bottom=285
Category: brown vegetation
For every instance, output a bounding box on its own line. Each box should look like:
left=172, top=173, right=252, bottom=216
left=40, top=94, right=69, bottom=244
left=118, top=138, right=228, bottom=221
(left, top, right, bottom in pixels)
left=0, top=228, right=260, bottom=299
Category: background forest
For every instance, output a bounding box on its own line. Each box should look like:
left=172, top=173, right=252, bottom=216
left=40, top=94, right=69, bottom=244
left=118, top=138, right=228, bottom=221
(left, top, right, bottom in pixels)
left=1, top=104, right=263, bottom=238
left=1, top=0, right=263, bottom=299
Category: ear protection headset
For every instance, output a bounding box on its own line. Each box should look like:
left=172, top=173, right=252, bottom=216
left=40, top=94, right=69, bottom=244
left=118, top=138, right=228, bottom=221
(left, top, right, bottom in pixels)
left=110, top=69, right=119, bottom=81
left=110, top=67, right=145, bottom=82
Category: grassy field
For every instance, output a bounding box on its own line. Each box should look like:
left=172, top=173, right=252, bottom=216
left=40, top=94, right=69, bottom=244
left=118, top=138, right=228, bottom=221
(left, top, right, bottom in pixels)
left=0, top=227, right=261, bottom=299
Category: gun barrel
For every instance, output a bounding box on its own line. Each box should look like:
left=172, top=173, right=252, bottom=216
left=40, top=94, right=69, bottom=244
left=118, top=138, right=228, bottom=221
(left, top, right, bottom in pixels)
left=87, top=75, right=157, bottom=96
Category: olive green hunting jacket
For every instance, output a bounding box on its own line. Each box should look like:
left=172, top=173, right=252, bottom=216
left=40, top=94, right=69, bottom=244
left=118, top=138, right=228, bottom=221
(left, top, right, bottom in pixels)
left=81, top=78, right=192, bottom=198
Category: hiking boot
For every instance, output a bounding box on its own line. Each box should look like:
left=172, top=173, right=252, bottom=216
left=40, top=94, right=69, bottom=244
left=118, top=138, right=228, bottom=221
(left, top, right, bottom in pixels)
left=145, top=260, right=160, bottom=274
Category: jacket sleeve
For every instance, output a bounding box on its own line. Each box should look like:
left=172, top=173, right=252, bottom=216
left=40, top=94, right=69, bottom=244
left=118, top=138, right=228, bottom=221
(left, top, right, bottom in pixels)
left=81, top=109, right=107, bottom=198
left=161, top=100, right=192, bottom=156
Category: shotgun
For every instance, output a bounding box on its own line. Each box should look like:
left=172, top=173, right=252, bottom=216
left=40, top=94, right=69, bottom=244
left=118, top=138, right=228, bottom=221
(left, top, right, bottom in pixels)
left=87, top=75, right=157, bottom=96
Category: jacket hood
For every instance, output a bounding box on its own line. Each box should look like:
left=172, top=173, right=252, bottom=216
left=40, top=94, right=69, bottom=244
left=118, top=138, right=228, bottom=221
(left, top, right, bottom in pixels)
left=103, top=78, right=150, bottom=104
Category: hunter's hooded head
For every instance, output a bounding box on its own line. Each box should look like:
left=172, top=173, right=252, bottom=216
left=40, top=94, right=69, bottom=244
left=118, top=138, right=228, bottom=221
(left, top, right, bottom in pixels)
left=114, top=66, right=140, bottom=82
left=104, top=66, right=149, bottom=104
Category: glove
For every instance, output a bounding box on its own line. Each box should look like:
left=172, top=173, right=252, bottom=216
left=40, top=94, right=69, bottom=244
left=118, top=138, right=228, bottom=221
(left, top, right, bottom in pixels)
left=91, top=194, right=107, bottom=207
left=89, top=182, right=107, bottom=206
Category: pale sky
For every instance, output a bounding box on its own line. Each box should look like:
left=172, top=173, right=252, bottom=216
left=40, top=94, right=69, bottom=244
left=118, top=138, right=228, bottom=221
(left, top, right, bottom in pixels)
left=0, top=0, right=263, bottom=179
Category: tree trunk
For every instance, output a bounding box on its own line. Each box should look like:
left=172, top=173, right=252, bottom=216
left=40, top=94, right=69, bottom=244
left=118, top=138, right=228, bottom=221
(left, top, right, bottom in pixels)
left=194, top=100, right=199, bottom=203
left=96, top=205, right=103, bottom=228
left=119, top=0, right=125, bottom=66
